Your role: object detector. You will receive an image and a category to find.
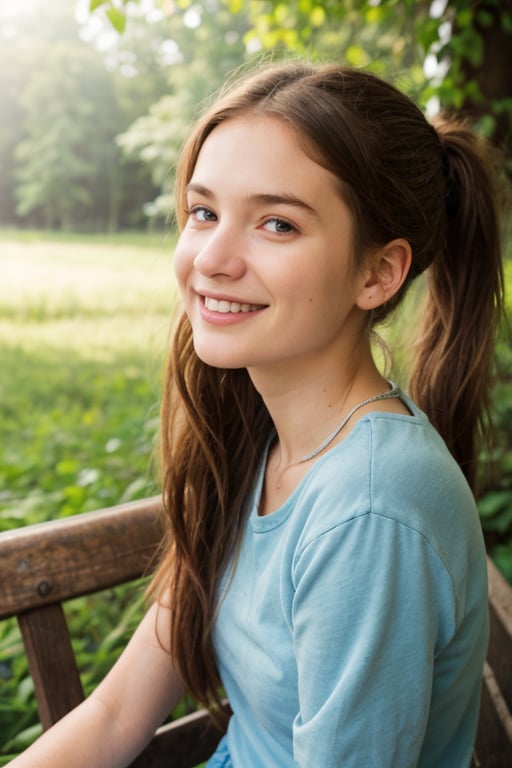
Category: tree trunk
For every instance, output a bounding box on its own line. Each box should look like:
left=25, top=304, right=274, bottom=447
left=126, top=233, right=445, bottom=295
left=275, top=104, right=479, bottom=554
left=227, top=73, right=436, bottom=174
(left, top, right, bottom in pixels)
left=456, top=0, right=512, bottom=157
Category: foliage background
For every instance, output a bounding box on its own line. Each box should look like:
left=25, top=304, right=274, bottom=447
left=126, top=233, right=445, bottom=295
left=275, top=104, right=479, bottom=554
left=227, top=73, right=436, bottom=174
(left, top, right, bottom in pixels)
left=0, top=232, right=170, bottom=760
left=0, top=0, right=511, bottom=760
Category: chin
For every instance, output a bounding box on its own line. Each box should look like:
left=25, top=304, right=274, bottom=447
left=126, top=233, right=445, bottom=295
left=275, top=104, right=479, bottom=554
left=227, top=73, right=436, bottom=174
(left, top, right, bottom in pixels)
left=192, top=343, right=247, bottom=370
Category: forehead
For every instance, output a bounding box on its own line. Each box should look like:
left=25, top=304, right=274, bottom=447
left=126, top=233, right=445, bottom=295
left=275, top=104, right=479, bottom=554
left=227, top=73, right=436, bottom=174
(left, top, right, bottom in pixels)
left=190, top=115, right=341, bottom=197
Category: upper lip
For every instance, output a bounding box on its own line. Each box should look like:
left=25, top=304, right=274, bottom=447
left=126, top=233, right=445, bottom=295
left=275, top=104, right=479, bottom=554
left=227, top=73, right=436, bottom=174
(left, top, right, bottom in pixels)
left=197, top=289, right=267, bottom=305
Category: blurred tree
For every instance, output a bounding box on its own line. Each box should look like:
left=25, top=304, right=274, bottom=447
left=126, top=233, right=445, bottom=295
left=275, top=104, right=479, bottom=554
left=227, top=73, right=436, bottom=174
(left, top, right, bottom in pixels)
left=2, top=0, right=82, bottom=42
left=15, top=42, right=123, bottom=231
left=0, top=0, right=68, bottom=226
left=226, top=0, right=512, bottom=163
left=114, top=0, right=512, bottom=146
left=116, top=0, right=250, bottom=222
left=446, top=0, right=512, bottom=156
left=98, top=17, right=186, bottom=229
left=0, top=40, right=30, bottom=224
left=1, top=0, right=174, bottom=231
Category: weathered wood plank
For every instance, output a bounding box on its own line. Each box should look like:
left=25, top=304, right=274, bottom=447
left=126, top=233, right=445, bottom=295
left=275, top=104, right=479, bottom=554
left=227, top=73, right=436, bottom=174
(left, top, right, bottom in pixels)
left=129, top=708, right=226, bottom=768
left=473, top=662, right=512, bottom=767
left=0, top=497, right=163, bottom=618
left=486, top=558, right=512, bottom=715
left=18, top=604, right=84, bottom=730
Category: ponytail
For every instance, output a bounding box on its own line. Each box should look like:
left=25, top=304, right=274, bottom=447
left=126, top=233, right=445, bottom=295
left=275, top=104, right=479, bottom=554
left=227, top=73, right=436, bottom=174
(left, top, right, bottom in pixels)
left=409, top=120, right=504, bottom=492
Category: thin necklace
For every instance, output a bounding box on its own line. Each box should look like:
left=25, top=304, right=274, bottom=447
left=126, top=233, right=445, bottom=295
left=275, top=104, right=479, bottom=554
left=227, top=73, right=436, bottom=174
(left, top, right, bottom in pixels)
left=273, top=382, right=400, bottom=489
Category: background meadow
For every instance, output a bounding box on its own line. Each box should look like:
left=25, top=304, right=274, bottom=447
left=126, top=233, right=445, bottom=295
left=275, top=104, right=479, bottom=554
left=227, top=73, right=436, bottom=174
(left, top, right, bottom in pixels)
left=0, top=230, right=189, bottom=760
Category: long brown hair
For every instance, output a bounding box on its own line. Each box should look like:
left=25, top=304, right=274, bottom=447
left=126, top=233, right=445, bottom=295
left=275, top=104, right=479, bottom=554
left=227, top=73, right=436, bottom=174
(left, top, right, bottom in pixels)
left=150, top=61, right=504, bottom=718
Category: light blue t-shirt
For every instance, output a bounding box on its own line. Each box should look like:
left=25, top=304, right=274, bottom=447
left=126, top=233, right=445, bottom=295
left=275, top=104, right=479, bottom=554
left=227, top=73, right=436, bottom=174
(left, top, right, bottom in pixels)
left=211, top=395, right=488, bottom=767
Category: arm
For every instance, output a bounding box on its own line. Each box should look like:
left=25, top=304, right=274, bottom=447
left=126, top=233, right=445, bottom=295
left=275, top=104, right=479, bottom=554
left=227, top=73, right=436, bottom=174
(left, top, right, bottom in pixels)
left=9, top=599, right=185, bottom=768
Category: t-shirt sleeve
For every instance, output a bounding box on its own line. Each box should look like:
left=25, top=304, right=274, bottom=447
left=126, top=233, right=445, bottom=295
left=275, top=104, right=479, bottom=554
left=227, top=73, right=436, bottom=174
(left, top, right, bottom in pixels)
left=291, top=511, right=458, bottom=768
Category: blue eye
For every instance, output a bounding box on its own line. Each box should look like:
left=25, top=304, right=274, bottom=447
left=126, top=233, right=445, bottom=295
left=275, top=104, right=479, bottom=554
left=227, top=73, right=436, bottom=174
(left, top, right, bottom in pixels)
left=264, top=217, right=296, bottom=234
left=188, top=205, right=217, bottom=222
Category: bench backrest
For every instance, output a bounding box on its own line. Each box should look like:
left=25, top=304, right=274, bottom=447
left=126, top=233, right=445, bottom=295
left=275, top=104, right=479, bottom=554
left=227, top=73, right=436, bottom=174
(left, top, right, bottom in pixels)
left=0, top=498, right=222, bottom=768
left=475, top=556, right=512, bottom=766
left=0, top=498, right=511, bottom=767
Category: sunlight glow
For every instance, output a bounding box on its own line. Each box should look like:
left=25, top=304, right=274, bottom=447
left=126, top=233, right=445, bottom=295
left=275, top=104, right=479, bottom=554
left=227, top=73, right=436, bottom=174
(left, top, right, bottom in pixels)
left=0, top=0, right=44, bottom=36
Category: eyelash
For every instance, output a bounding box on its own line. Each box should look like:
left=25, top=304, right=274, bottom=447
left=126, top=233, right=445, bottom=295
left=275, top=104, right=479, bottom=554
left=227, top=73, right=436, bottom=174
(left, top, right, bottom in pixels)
left=262, top=216, right=297, bottom=235
left=185, top=205, right=216, bottom=222
left=184, top=206, right=298, bottom=235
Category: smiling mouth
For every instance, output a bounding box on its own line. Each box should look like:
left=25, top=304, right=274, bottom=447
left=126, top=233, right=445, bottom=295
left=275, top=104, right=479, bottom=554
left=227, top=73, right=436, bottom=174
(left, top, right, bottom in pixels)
left=204, top=297, right=265, bottom=314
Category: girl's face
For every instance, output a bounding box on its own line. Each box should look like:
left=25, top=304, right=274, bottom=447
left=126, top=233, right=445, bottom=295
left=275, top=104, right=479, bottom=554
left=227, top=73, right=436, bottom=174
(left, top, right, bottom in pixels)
left=173, top=115, right=370, bottom=377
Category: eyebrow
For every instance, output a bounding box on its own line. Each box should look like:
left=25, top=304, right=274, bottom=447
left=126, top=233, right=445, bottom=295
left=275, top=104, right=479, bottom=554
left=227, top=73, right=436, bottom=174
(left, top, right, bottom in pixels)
left=185, top=182, right=214, bottom=198
left=185, top=182, right=319, bottom=217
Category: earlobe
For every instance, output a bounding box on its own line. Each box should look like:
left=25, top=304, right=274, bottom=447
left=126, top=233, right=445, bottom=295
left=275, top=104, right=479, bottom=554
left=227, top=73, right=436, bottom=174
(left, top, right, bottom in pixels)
left=356, top=239, right=412, bottom=311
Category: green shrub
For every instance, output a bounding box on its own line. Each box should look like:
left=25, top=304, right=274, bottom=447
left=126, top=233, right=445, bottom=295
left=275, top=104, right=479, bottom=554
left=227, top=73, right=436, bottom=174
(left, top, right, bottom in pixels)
left=477, top=261, right=512, bottom=581
left=0, top=232, right=175, bottom=757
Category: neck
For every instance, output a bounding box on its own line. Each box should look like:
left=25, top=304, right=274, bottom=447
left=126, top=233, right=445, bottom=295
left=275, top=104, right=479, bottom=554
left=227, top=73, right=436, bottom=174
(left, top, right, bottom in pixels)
left=249, top=347, right=386, bottom=467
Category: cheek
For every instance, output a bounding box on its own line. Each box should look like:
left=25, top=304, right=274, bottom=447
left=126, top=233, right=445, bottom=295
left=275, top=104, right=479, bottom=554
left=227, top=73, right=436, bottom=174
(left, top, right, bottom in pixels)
left=172, top=237, right=192, bottom=294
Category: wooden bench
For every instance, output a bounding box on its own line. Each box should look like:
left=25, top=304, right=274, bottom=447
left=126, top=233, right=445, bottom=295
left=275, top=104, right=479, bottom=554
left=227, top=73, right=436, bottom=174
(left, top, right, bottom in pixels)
left=0, top=497, right=223, bottom=768
left=0, top=497, right=511, bottom=766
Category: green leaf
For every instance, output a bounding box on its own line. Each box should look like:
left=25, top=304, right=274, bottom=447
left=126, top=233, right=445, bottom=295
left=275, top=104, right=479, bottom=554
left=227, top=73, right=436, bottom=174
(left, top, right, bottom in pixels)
left=106, top=7, right=126, bottom=34
left=2, top=723, right=43, bottom=752
left=478, top=490, right=512, bottom=518
left=366, top=6, right=385, bottom=25
left=89, top=0, right=106, bottom=11
left=310, top=6, right=325, bottom=27
left=345, top=45, right=368, bottom=67
left=492, top=543, right=512, bottom=584
left=502, top=12, right=512, bottom=33
left=456, top=8, right=473, bottom=28
left=474, top=113, right=496, bottom=137
left=464, top=35, right=484, bottom=67
left=476, top=10, right=494, bottom=29
left=17, top=676, right=34, bottom=704
left=56, top=459, right=80, bottom=476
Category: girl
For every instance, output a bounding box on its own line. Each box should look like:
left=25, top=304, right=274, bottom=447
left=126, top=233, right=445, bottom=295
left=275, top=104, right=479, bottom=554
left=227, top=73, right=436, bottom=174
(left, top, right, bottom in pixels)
left=10, top=61, right=504, bottom=768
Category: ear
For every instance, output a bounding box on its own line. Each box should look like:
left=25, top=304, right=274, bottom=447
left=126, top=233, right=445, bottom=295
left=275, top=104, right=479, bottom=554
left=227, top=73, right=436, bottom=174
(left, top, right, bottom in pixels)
left=356, top=239, right=412, bottom=311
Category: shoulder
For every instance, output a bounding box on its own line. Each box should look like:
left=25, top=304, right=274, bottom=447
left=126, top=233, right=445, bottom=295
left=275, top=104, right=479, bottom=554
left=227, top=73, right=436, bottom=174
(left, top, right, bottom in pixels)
left=293, top=409, right=480, bottom=569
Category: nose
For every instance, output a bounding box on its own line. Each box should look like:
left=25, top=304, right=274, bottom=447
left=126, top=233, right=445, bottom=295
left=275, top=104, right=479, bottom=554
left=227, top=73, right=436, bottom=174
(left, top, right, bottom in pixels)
left=193, top=224, right=246, bottom=280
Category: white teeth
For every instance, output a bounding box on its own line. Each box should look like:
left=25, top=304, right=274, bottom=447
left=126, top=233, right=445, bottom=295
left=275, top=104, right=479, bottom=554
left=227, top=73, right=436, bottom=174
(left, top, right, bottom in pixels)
left=204, top=297, right=261, bottom=313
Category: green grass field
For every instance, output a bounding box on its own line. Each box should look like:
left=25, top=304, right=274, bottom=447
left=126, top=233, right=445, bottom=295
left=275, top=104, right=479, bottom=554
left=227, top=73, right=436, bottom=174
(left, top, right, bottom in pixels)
left=0, top=231, right=180, bottom=530
left=0, top=230, right=192, bottom=760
